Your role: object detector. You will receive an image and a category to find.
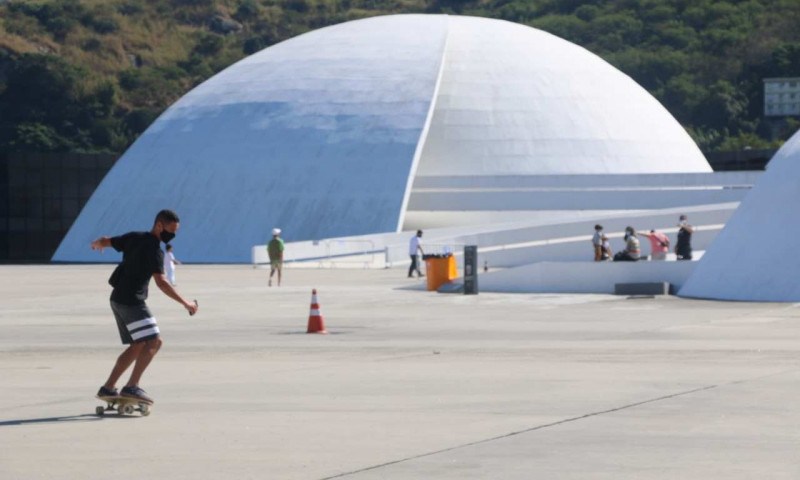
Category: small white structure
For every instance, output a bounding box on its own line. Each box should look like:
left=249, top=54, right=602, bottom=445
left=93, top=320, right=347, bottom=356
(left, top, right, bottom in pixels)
left=53, top=14, right=710, bottom=263
left=679, top=129, right=800, bottom=302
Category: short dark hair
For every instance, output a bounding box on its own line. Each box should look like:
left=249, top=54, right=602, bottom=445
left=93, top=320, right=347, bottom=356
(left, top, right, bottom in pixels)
left=155, top=209, right=180, bottom=225
left=595, top=224, right=602, bottom=230
left=416, top=230, right=423, bottom=236
left=165, top=244, right=173, bottom=250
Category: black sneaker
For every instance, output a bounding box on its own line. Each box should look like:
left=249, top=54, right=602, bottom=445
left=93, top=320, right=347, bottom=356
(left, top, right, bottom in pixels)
left=121, top=385, right=154, bottom=404
left=97, top=386, right=118, bottom=398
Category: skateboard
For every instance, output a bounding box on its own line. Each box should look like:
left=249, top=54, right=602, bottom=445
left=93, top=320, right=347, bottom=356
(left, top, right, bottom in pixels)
left=95, top=395, right=153, bottom=416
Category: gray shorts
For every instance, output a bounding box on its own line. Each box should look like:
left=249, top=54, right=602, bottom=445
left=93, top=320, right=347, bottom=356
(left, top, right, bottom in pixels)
left=110, top=301, right=160, bottom=345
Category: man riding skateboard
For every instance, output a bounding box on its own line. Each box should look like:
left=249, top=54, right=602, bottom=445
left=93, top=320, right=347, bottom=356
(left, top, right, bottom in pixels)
left=91, top=209, right=198, bottom=404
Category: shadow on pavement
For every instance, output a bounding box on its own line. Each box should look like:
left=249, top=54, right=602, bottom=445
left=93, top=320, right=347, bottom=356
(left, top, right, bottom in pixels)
left=0, top=413, right=134, bottom=427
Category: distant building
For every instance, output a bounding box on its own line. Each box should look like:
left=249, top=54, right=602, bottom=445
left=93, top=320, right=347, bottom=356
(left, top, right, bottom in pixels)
left=764, top=78, right=800, bottom=117
left=0, top=153, right=116, bottom=262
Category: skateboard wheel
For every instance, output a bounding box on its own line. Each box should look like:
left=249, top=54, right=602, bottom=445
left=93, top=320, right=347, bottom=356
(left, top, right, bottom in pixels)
left=122, top=404, right=135, bottom=415
left=95, top=406, right=105, bottom=416
left=140, top=404, right=151, bottom=416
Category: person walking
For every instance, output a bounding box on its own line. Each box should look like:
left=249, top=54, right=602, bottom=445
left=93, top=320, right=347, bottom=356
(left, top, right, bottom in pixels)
left=592, top=224, right=604, bottom=261
left=268, top=228, right=284, bottom=287
left=675, top=214, right=694, bottom=260
left=408, top=230, right=425, bottom=278
left=640, top=229, right=670, bottom=261
left=91, top=209, right=198, bottom=404
left=163, top=244, right=181, bottom=285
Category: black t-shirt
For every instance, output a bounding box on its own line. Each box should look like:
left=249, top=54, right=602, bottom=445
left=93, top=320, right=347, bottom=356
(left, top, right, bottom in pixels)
left=677, top=227, right=692, bottom=253
left=109, top=232, right=164, bottom=305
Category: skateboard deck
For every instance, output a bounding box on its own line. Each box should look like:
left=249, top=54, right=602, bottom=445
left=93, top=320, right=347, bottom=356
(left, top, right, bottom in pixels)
left=95, top=395, right=153, bottom=416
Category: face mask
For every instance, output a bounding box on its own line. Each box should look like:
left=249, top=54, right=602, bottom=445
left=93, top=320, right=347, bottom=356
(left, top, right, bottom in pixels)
left=160, top=230, right=175, bottom=244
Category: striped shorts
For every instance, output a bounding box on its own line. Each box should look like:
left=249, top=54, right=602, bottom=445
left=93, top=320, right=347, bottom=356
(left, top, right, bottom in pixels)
left=110, top=300, right=160, bottom=345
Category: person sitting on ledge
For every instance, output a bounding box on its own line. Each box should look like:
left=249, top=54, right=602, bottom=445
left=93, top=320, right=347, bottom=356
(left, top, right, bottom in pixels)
left=613, top=226, right=640, bottom=262
left=600, top=234, right=612, bottom=261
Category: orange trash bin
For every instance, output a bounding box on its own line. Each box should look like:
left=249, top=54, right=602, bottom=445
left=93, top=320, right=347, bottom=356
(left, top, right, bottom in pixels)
left=424, top=254, right=458, bottom=291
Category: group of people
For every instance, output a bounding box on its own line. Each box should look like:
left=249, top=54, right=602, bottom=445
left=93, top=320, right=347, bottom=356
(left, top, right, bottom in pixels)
left=592, top=214, right=695, bottom=262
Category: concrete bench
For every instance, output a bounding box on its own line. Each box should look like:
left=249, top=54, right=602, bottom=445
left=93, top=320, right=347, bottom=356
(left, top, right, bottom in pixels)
left=614, top=282, right=671, bottom=296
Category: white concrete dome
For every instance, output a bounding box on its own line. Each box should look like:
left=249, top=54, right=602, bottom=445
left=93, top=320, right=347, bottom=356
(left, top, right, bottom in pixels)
left=54, top=14, right=710, bottom=263
left=418, top=16, right=710, bottom=176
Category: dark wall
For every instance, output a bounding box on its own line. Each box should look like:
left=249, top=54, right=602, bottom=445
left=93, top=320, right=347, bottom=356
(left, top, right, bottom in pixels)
left=706, top=148, right=776, bottom=171
left=0, top=153, right=117, bottom=262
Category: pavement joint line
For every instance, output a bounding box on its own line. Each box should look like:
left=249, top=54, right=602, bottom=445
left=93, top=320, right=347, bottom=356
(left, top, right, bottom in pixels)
left=319, top=368, right=800, bottom=480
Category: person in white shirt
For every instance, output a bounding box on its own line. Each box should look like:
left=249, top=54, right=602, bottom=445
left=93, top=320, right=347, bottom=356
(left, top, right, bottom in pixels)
left=601, top=235, right=612, bottom=261
left=613, top=226, right=640, bottom=262
left=408, top=230, right=425, bottom=278
left=163, top=244, right=181, bottom=286
left=592, top=224, right=604, bottom=261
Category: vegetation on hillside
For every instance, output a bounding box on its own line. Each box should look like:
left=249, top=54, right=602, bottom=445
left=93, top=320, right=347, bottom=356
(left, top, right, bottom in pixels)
left=0, top=0, right=799, bottom=154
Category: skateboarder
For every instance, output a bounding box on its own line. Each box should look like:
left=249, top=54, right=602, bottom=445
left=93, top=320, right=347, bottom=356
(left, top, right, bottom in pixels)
left=91, top=209, right=198, bottom=404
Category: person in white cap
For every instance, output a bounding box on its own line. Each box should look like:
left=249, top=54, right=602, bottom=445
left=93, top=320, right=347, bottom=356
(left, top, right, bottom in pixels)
left=267, top=228, right=284, bottom=286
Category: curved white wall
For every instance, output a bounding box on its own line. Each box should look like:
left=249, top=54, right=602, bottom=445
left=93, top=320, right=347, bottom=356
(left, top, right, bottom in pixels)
left=679, top=129, right=800, bottom=301
left=54, top=15, right=448, bottom=263
left=417, top=17, right=710, bottom=175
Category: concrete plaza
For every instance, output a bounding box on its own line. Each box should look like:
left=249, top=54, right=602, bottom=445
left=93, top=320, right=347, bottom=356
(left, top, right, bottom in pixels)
left=1, top=265, right=799, bottom=479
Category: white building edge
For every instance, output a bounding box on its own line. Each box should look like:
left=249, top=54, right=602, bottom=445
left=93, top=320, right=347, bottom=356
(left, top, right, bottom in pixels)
left=679, top=128, right=800, bottom=302
left=51, top=14, right=790, bottom=301
left=256, top=171, right=763, bottom=296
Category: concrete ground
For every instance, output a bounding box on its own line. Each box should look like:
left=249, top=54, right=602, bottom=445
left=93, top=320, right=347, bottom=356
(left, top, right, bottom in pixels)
left=1, top=265, right=799, bottom=479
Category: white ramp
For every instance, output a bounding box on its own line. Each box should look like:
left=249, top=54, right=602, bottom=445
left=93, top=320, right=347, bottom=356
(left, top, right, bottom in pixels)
left=254, top=202, right=736, bottom=269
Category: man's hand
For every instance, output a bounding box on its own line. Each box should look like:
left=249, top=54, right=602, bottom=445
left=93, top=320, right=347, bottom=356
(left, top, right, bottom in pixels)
left=154, top=273, right=197, bottom=314
left=185, top=300, right=198, bottom=316
left=90, top=237, right=111, bottom=252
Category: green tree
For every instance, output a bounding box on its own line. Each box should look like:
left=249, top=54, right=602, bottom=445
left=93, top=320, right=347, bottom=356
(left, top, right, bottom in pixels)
left=530, top=14, right=587, bottom=44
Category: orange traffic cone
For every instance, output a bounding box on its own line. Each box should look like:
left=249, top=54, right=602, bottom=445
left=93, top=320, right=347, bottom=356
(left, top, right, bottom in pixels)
left=306, top=288, right=327, bottom=334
